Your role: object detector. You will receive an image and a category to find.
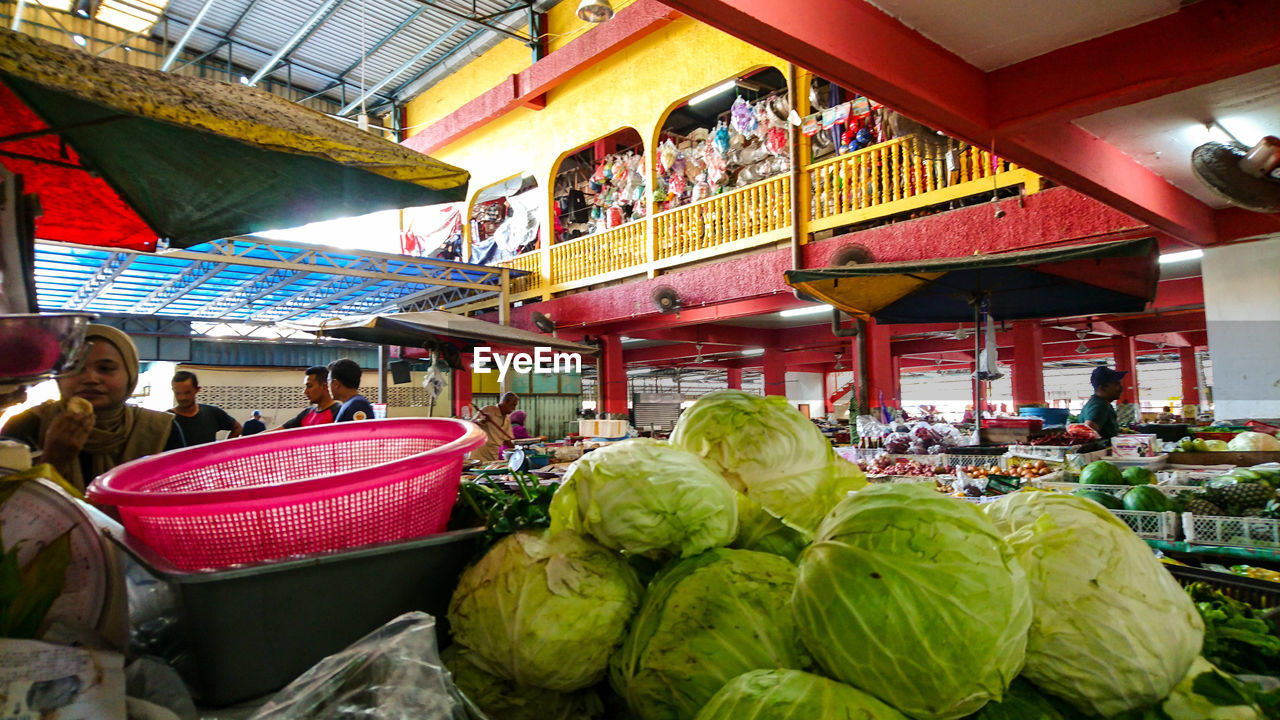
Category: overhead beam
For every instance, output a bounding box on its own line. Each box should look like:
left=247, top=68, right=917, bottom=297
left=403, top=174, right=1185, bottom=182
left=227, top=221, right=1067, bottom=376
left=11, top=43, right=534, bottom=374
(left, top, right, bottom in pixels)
left=60, top=253, right=134, bottom=310
left=411, top=0, right=532, bottom=45
left=339, top=14, right=472, bottom=115
left=161, top=0, right=218, bottom=71
left=587, top=294, right=800, bottom=336
left=248, top=0, right=346, bottom=87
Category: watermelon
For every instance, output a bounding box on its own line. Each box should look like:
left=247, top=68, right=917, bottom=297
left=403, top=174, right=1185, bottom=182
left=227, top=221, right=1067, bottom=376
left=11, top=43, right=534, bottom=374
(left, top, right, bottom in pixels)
left=1122, top=485, right=1172, bottom=512
left=1121, top=466, right=1156, bottom=486
left=1079, top=461, right=1123, bottom=485
left=1071, top=489, right=1123, bottom=510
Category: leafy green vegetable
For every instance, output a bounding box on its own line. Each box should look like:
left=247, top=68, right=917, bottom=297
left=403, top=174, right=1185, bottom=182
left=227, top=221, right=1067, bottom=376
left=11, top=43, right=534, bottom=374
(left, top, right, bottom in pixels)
left=548, top=438, right=738, bottom=559
left=0, top=527, right=72, bottom=639
left=1109, top=657, right=1264, bottom=720
left=964, top=678, right=1073, bottom=720
left=794, top=484, right=1031, bottom=720
left=447, top=530, right=642, bottom=692
left=1186, top=582, right=1280, bottom=675
left=729, top=492, right=809, bottom=562
left=670, top=390, right=865, bottom=537
left=983, top=493, right=1204, bottom=718
left=458, top=470, right=557, bottom=553
left=442, top=644, right=603, bottom=720
left=610, top=548, right=812, bottom=720
left=693, top=669, right=907, bottom=720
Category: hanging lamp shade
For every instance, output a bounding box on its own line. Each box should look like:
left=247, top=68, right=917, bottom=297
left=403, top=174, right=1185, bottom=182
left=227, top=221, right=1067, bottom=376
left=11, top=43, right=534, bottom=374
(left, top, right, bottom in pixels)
left=576, top=0, right=614, bottom=23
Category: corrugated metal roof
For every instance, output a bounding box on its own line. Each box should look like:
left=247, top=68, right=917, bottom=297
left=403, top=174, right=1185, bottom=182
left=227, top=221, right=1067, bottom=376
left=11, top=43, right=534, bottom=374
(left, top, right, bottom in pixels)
left=34, top=237, right=524, bottom=330
left=160, top=0, right=537, bottom=112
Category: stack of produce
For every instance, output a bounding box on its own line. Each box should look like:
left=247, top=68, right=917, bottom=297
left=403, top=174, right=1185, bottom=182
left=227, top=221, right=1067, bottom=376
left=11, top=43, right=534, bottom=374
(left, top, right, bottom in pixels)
left=1176, top=431, right=1280, bottom=453
left=859, top=455, right=947, bottom=478
left=444, top=391, right=1263, bottom=720
left=1178, top=465, right=1280, bottom=518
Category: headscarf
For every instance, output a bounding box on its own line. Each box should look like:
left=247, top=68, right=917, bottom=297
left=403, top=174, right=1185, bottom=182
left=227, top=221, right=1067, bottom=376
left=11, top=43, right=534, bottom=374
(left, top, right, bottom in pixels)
left=30, top=324, right=173, bottom=490
left=509, top=410, right=527, bottom=426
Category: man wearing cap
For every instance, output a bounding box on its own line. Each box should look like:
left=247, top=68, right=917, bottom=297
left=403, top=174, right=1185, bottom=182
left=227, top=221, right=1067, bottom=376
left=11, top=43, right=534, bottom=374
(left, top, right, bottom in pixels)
left=1080, top=366, right=1128, bottom=439
left=242, top=411, right=267, bottom=436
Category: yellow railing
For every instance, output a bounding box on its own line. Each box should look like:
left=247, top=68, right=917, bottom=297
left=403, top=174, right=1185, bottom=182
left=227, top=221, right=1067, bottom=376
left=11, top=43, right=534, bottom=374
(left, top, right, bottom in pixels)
left=653, top=174, right=792, bottom=261
left=549, top=219, right=648, bottom=286
left=807, top=136, right=1028, bottom=232
left=473, top=136, right=1039, bottom=311
left=501, top=250, right=542, bottom=295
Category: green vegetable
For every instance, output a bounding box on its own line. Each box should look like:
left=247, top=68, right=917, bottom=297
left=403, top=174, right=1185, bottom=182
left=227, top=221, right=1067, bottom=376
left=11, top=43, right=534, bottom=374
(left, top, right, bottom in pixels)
left=1071, top=488, right=1123, bottom=510
left=693, top=669, right=908, bottom=720
left=1228, top=432, right=1280, bottom=452
left=1080, top=460, right=1123, bottom=485
left=549, top=438, right=738, bottom=559
left=983, top=493, right=1204, bottom=717
left=0, top=527, right=72, bottom=639
left=793, top=484, right=1031, bottom=720
left=730, top=492, right=809, bottom=561
left=1187, top=582, right=1280, bottom=676
left=442, top=644, right=603, bottom=720
left=447, top=530, right=642, bottom=692
left=1110, top=657, right=1264, bottom=720
left=1123, top=466, right=1158, bottom=486
left=964, top=677, right=1073, bottom=720
left=1123, top=485, right=1173, bottom=512
left=610, top=548, right=812, bottom=720
left=458, top=469, right=557, bottom=553
left=670, top=390, right=866, bottom=537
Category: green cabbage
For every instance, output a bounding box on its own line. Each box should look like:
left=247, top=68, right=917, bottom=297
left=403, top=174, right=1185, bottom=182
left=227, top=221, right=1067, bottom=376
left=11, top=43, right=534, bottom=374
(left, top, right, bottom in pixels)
left=1227, top=431, right=1280, bottom=452
left=982, top=493, right=1204, bottom=718
left=610, top=548, right=812, bottom=720
left=693, top=669, right=908, bottom=720
left=670, top=390, right=866, bottom=536
left=966, top=677, right=1075, bottom=720
left=1109, top=657, right=1263, bottom=720
left=730, top=492, right=809, bottom=561
left=549, top=438, right=738, bottom=558
left=447, top=530, right=642, bottom=692
left=442, top=644, right=603, bottom=720
left=792, top=484, right=1031, bottom=720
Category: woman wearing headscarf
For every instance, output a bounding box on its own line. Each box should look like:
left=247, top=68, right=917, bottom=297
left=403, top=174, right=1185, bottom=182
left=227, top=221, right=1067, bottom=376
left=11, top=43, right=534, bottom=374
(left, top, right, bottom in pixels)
left=3, top=324, right=184, bottom=491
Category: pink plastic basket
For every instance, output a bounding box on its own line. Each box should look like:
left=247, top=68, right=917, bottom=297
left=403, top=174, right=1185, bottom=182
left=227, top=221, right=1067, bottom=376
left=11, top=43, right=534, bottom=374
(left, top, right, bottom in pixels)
left=87, top=418, right=484, bottom=571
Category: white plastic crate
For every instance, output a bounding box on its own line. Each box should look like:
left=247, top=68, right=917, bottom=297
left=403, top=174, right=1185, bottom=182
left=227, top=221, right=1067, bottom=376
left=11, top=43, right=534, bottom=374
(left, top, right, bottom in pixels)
left=1106, top=453, right=1169, bottom=470
left=1181, top=512, right=1280, bottom=549
left=954, top=494, right=1010, bottom=505
left=1007, top=447, right=1108, bottom=471
left=943, top=454, right=1008, bottom=470
left=578, top=419, right=629, bottom=438
left=1108, top=509, right=1180, bottom=541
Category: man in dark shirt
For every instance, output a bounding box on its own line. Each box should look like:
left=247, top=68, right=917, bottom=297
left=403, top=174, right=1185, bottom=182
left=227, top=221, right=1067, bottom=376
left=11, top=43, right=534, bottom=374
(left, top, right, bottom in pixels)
left=170, top=370, right=241, bottom=445
left=328, top=358, right=375, bottom=422
left=278, top=366, right=340, bottom=429
left=241, top=411, right=267, bottom=436
left=1079, top=366, right=1127, bottom=439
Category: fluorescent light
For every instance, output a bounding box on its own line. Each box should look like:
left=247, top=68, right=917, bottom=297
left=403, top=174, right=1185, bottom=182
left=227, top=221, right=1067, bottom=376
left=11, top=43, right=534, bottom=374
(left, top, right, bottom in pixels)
left=688, top=80, right=736, bottom=107
left=1159, top=249, right=1203, bottom=264
left=240, top=76, right=251, bottom=85
left=740, top=348, right=765, bottom=356
left=779, top=304, right=834, bottom=318
left=627, top=367, right=651, bottom=376
left=71, top=34, right=87, bottom=46
left=619, top=336, right=645, bottom=344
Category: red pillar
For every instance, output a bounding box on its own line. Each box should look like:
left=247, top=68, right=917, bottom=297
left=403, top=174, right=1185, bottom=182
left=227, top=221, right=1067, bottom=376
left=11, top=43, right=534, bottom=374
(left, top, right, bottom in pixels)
left=1011, top=320, right=1045, bottom=407
left=763, top=349, right=786, bottom=396
left=1179, top=346, right=1200, bottom=409
left=864, top=320, right=898, bottom=412
left=823, top=372, right=836, bottom=414
left=452, top=353, right=472, bottom=416
left=726, top=367, right=743, bottom=390
left=600, top=334, right=629, bottom=416
left=1111, top=335, right=1139, bottom=405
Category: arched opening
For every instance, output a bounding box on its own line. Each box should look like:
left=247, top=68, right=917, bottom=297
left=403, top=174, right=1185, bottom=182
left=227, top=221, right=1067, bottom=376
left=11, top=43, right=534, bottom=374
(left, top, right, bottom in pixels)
left=654, top=67, right=787, bottom=212
left=551, top=127, right=645, bottom=243
left=467, top=173, right=539, bottom=265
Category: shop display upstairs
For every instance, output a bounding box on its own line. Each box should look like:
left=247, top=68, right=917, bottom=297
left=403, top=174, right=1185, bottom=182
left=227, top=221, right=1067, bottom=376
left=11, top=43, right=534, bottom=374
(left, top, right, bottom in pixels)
left=0, top=30, right=470, bottom=252
left=785, top=237, right=1161, bottom=324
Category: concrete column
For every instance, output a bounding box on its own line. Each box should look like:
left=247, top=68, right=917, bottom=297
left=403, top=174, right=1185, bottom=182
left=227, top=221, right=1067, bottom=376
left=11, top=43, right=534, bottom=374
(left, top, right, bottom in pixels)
left=1179, top=346, right=1200, bottom=417
left=452, top=369, right=473, bottom=417
left=1111, top=335, right=1140, bottom=424
left=600, top=335, right=628, bottom=416
left=860, top=320, right=898, bottom=414
left=823, top=372, right=835, bottom=414
left=726, top=367, right=742, bottom=390
left=1011, top=320, right=1045, bottom=407
left=763, top=349, right=785, bottom=396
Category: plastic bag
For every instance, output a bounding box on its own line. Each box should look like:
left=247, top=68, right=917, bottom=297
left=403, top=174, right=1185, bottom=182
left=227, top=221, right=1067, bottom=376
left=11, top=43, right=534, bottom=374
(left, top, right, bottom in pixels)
left=250, top=612, right=479, bottom=720
left=125, top=658, right=197, bottom=720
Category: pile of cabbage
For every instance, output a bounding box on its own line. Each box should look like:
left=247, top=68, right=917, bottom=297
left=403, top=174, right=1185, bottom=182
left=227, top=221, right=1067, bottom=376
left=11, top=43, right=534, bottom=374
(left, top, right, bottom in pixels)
left=444, top=390, right=1259, bottom=720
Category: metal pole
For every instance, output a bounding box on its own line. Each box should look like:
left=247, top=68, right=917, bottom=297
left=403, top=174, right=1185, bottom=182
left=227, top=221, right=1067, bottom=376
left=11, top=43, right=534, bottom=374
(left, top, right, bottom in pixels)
left=11, top=0, right=27, bottom=31
left=377, top=344, right=387, bottom=404
left=161, top=0, right=217, bottom=71
left=973, top=301, right=983, bottom=437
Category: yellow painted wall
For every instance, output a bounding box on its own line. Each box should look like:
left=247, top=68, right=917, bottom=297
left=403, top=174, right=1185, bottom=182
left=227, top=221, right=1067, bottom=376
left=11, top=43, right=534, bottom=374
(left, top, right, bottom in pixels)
left=406, top=16, right=786, bottom=206
left=403, top=0, right=640, bottom=133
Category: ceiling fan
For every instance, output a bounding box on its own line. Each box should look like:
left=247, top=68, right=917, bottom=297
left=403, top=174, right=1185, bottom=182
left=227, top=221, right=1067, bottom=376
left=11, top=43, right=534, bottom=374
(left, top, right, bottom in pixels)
left=1191, top=124, right=1280, bottom=213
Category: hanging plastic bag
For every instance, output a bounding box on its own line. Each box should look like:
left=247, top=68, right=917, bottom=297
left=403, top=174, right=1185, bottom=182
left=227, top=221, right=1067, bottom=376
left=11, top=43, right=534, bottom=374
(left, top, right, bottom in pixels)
left=712, top=123, right=731, bottom=154
left=765, top=126, right=788, bottom=156
left=730, top=96, right=756, bottom=135
left=974, top=310, right=1004, bottom=381
left=658, top=139, right=677, bottom=173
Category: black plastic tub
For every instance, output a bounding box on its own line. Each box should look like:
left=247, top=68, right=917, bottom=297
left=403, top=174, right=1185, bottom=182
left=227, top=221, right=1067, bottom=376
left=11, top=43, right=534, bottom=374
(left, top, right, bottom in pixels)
left=113, top=527, right=481, bottom=706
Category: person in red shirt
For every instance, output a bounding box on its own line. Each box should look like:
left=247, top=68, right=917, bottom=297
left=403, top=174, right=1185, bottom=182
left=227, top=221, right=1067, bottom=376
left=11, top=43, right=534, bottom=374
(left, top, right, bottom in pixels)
left=277, top=366, right=340, bottom=429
